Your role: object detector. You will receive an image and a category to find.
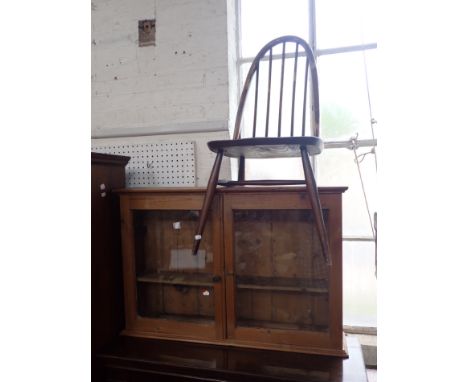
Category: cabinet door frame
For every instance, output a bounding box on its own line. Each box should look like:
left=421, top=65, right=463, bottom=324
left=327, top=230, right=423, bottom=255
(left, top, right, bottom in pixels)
left=120, top=192, right=225, bottom=341
left=223, top=190, right=345, bottom=355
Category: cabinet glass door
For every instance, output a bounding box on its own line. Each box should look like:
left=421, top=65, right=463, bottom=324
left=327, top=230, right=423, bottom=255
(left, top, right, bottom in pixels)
left=133, top=209, right=216, bottom=324
left=233, top=209, right=330, bottom=332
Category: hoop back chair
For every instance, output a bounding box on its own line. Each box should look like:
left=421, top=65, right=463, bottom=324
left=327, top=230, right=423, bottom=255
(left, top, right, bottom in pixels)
left=193, top=35, right=330, bottom=265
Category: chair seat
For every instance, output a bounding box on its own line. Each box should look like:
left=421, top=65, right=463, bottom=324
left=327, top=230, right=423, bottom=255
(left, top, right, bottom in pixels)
left=208, top=137, right=323, bottom=159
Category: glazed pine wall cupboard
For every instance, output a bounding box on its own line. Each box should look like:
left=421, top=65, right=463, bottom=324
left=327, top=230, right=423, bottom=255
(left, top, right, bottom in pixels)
left=118, top=186, right=347, bottom=357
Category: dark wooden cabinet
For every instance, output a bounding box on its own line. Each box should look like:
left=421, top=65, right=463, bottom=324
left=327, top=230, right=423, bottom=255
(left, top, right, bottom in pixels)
left=91, top=153, right=130, bottom=373
left=117, top=186, right=347, bottom=357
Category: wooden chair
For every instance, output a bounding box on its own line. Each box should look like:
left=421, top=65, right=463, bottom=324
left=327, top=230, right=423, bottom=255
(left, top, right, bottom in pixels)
left=192, top=35, right=330, bottom=264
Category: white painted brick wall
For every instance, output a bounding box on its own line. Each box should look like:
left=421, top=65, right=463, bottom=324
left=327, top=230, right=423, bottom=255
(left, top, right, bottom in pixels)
left=92, top=0, right=230, bottom=133
left=91, top=0, right=237, bottom=184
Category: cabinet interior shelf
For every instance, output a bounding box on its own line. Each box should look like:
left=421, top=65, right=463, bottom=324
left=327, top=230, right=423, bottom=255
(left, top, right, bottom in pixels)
left=136, top=274, right=328, bottom=293
left=236, top=276, right=328, bottom=294
left=237, top=319, right=328, bottom=332
left=150, top=314, right=214, bottom=324
left=137, top=272, right=214, bottom=287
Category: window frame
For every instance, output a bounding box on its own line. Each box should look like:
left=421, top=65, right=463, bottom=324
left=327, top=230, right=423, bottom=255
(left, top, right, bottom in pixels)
left=235, top=0, right=378, bottom=331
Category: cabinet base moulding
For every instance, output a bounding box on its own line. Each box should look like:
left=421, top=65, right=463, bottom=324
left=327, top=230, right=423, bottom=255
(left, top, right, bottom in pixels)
left=120, top=329, right=349, bottom=357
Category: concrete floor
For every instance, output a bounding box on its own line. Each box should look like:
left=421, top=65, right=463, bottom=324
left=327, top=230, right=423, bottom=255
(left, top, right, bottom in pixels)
left=348, top=334, right=377, bottom=367
left=367, top=368, right=377, bottom=382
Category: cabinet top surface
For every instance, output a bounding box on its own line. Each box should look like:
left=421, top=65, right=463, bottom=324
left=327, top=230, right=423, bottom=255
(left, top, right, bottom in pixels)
left=115, top=186, right=348, bottom=195
left=91, top=152, right=130, bottom=165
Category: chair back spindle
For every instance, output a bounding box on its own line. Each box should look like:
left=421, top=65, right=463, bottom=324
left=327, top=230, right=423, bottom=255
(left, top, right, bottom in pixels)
left=302, top=57, right=309, bottom=137
left=252, top=62, right=259, bottom=138
left=265, top=48, right=273, bottom=137
left=278, top=42, right=286, bottom=137
left=291, top=43, right=299, bottom=137
left=234, top=35, right=320, bottom=140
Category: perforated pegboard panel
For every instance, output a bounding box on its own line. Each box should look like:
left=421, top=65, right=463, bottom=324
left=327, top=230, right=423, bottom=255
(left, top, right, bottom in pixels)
left=91, top=141, right=196, bottom=187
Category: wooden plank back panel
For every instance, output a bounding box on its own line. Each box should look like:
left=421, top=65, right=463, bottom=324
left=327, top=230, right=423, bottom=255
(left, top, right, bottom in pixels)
left=234, top=213, right=273, bottom=278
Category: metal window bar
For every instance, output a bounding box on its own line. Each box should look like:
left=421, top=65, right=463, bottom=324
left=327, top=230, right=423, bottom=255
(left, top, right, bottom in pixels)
left=343, top=236, right=375, bottom=242
left=324, top=138, right=377, bottom=150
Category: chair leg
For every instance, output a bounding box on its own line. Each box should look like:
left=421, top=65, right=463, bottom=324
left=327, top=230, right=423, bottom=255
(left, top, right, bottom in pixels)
left=300, top=146, right=331, bottom=265
left=238, top=156, right=245, bottom=181
left=193, top=150, right=224, bottom=255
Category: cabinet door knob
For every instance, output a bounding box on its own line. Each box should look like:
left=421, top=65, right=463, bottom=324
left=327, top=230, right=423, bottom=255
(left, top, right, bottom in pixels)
left=212, top=275, right=222, bottom=283
left=100, top=183, right=107, bottom=197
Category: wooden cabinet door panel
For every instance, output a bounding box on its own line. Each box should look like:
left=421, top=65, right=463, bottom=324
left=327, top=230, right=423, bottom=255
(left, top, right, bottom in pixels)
left=223, top=190, right=345, bottom=355
left=120, top=192, right=225, bottom=341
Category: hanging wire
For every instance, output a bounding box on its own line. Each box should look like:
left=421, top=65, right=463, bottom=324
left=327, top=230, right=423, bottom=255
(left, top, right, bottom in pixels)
left=356, top=146, right=375, bottom=164
left=361, top=49, right=378, bottom=172
left=374, top=211, right=377, bottom=277
left=350, top=134, right=376, bottom=241
left=356, top=0, right=378, bottom=172
left=356, top=5, right=378, bottom=277
left=361, top=50, right=378, bottom=277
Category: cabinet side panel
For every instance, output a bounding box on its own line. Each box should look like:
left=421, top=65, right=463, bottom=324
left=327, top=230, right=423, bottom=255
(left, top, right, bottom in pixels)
left=120, top=196, right=139, bottom=329
left=91, top=160, right=127, bottom=353
left=322, top=194, right=344, bottom=349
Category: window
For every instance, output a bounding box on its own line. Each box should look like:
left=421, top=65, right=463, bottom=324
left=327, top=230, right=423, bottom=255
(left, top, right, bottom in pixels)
left=236, top=0, right=377, bottom=328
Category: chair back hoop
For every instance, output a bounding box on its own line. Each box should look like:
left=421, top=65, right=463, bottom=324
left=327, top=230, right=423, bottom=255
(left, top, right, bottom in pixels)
left=233, top=35, right=320, bottom=140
